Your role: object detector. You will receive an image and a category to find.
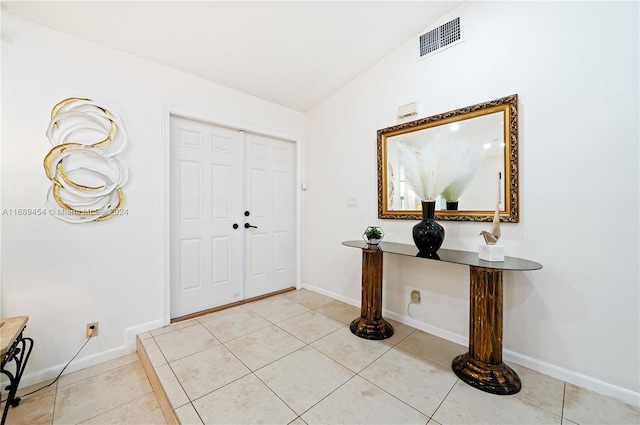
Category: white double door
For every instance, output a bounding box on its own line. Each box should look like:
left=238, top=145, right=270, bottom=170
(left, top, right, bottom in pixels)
left=170, top=116, right=296, bottom=319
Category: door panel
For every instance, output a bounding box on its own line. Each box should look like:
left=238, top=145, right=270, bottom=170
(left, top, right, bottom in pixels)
left=244, top=133, right=296, bottom=298
left=170, top=117, right=243, bottom=318
left=179, top=239, right=201, bottom=291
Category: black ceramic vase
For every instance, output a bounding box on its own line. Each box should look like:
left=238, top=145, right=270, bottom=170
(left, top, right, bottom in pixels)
left=446, top=201, right=459, bottom=210
left=412, top=200, right=445, bottom=255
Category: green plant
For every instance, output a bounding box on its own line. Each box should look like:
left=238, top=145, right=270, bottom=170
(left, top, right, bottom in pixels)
left=364, top=226, right=383, bottom=239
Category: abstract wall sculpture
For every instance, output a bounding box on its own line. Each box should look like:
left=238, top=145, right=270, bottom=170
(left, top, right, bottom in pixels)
left=43, top=98, right=129, bottom=223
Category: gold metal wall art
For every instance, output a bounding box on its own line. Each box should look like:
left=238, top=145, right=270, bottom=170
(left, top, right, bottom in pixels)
left=43, top=98, right=129, bottom=223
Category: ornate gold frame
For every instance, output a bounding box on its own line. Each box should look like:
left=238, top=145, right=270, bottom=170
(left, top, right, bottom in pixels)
left=377, top=94, right=519, bottom=222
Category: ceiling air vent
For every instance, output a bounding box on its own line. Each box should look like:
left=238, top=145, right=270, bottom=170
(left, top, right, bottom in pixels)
left=418, top=17, right=463, bottom=59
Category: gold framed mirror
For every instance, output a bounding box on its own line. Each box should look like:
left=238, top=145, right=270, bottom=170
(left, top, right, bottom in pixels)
left=377, top=94, right=519, bottom=222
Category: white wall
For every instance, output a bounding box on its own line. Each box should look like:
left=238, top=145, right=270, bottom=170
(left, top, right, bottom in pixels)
left=303, top=1, right=639, bottom=405
left=0, top=15, right=305, bottom=386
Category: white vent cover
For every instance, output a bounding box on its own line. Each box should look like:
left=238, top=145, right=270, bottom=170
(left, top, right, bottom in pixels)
left=418, top=17, right=463, bottom=59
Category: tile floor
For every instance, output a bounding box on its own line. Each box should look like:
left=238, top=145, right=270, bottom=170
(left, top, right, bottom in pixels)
left=4, top=289, right=640, bottom=424
left=2, top=352, right=166, bottom=425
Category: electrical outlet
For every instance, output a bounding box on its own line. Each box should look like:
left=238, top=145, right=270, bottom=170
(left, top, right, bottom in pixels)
left=410, top=290, right=421, bottom=303
left=86, top=322, right=98, bottom=337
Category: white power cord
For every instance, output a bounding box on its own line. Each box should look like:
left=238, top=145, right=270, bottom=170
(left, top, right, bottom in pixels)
left=407, top=301, right=418, bottom=318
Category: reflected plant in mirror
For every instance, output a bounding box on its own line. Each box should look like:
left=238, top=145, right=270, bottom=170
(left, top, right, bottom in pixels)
left=378, top=94, right=519, bottom=222
left=396, top=139, right=482, bottom=208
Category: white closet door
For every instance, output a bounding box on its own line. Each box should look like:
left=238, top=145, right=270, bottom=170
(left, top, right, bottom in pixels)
left=170, top=117, right=297, bottom=318
left=243, top=132, right=297, bottom=299
left=170, top=116, right=243, bottom=318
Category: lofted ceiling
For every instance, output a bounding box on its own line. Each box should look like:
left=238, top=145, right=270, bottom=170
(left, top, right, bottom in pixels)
left=2, top=1, right=463, bottom=112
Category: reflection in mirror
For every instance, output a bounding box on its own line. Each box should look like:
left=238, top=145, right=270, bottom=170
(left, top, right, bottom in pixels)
left=378, top=94, right=519, bottom=222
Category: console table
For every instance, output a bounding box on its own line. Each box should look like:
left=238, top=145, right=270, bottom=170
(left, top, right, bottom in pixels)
left=342, top=240, right=542, bottom=395
left=1, top=316, right=33, bottom=425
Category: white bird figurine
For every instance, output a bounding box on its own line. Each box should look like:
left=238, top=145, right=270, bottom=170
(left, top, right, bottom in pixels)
left=480, top=203, right=501, bottom=245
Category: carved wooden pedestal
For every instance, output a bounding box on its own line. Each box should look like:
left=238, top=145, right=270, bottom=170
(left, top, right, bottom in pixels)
left=452, top=266, right=521, bottom=395
left=342, top=240, right=542, bottom=395
left=349, top=248, right=394, bottom=340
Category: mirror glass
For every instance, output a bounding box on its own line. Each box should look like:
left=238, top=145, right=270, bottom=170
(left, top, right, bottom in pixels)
left=377, top=94, right=519, bottom=222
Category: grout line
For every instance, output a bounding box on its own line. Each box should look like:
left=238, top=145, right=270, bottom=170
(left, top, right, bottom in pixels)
left=356, top=373, right=431, bottom=422
left=294, top=373, right=361, bottom=418
left=75, top=392, right=153, bottom=424
left=192, top=401, right=206, bottom=425
left=50, top=381, right=57, bottom=425
left=251, top=369, right=299, bottom=418
left=429, top=377, right=459, bottom=421
left=560, top=381, right=566, bottom=423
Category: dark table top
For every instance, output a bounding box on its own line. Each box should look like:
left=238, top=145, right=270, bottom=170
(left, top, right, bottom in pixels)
left=342, top=240, right=543, bottom=271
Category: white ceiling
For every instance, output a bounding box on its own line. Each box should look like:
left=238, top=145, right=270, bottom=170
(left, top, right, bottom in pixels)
left=2, top=1, right=463, bottom=112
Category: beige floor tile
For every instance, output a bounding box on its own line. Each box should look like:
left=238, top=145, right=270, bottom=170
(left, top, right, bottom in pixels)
left=284, top=288, right=335, bottom=309
left=254, top=345, right=354, bottom=415
left=154, top=364, right=189, bottom=409
left=193, top=374, right=297, bottom=424
left=301, top=375, right=428, bottom=424
left=360, top=347, right=458, bottom=416
left=276, top=310, right=344, bottom=344
left=242, top=294, right=288, bottom=311
left=53, top=361, right=152, bottom=424
left=154, top=324, right=219, bottom=362
left=201, top=309, right=272, bottom=342
left=432, top=380, right=561, bottom=424
left=510, top=363, right=565, bottom=416
left=140, top=336, right=168, bottom=367
left=196, top=304, right=247, bottom=324
left=382, top=318, right=416, bottom=346
left=310, top=327, right=392, bottom=373
left=170, top=345, right=251, bottom=400
left=396, top=329, right=466, bottom=369
left=562, top=383, right=640, bottom=425
left=14, top=378, right=57, bottom=400
left=175, top=403, right=204, bottom=425
left=138, top=331, right=153, bottom=340
left=79, top=392, right=166, bottom=424
left=244, top=296, right=309, bottom=323
left=314, top=300, right=360, bottom=324
left=58, top=352, right=140, bottom=388
left=14, top=290, right=638, bottom=425
left=225, top=325, right=305, bottom=371
left=4, top=388, right=55, bottom=425
left=150, top=319, right=200, bottom=337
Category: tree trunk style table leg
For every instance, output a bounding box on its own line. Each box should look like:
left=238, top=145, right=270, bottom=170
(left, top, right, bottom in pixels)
left=452, top=266, right=521, bottom=395
left=350, top=248, right=394, bottom=340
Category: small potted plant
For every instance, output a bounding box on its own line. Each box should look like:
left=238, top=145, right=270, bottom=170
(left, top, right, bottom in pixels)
left=363, top=226, right=384, bottom=245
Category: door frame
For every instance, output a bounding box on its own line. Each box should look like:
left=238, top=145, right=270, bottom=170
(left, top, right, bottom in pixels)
left=162, top=106, right=302, bottom=325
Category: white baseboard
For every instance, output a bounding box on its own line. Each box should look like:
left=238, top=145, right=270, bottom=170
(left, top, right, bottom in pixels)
left=123, top=319, right=164, bottom=351
left=13, top=319, right=164, bottom=389
left=300, top=282, right=640, bottom=408
left=381, top=308, right=469, bottom=348
left=301, top=282, right=360, bottom=307
left=502, top=349, right=640, bottom=408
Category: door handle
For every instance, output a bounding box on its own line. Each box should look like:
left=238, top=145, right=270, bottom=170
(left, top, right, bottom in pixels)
left=244, top=223, right=257, bottom=229
left=233, top=223, right=239, bottom=229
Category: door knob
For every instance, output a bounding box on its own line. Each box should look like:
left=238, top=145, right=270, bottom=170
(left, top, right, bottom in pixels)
left=244, top=211, right=250, bottom=217
left=233, top=223, right=239, bottom=229
left=244, top=223, right=257, bottom=229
